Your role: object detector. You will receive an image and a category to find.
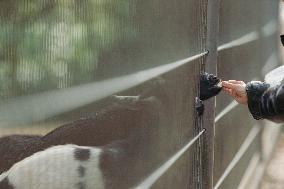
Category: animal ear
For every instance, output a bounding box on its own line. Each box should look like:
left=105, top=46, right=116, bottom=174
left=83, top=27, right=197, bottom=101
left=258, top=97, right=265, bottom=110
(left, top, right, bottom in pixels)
left=111, top=95, right=141, bottom=104
left=108, top=95, right=141, bottom=110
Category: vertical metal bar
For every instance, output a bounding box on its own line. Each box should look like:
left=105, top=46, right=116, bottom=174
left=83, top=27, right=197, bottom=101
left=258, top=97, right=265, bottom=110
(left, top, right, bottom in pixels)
left=202, top=0, right=220, bottom=188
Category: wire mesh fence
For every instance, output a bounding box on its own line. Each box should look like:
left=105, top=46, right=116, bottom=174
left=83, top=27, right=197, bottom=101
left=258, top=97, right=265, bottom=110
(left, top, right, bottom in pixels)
left=0, top=0, right=281, bottom=189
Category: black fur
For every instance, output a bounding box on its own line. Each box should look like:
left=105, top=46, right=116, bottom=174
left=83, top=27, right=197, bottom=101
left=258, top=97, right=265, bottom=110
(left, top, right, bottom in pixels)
left=0, top=94, right=162, bottom=174
left=0, top=135, right=43, bottom=174
left=77, top=166, right=86, bottom=177
left=0, top=177, right=14, bottom=189
left=0, top=78, right=168, bottom=189
left=74, top=148, right=90, bottom=161
left=200, top=72, right=222, bottom=101
left=281, top=35, right=284, bottom=46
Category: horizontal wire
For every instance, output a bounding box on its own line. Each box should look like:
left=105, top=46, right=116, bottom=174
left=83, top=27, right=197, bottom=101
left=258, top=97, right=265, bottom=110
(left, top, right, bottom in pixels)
left=213, top=125, right=261, bottom=189
left=261, top=52, right=278, bottom=77
left=261, top=19, right=278, bottom=37
left=237, top=153, right=260, bottom=189
left=0, top=52, right=208, bottom=126
left=132, top=19, right=278, bottom=189
left=218, top=19, right=277, bottom=52
left=215, top=75, right=259, bottom=124
left=0, top=19, right=278, bottom=126
left=133, top=129, right=206, bottom=189
left=215, top=20, right=279, bottom=121
left=217, top=31, right=259, bottom=51
left=215, top=51, right=278, bottom=122
left=214, top=100, right=239, bottom=123
left=213, top=50, right=280, bottom=185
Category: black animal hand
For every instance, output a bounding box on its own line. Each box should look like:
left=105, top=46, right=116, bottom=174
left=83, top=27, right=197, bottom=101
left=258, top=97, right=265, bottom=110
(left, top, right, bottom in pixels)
left=200, top=72, right=222, bottom=101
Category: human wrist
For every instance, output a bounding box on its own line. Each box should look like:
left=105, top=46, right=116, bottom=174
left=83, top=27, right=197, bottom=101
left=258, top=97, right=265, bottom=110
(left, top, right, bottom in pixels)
left=245, top=81, right=270, bottom=119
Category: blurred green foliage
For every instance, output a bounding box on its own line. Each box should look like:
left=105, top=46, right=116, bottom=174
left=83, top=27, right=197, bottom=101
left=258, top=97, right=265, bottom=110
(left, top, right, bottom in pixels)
left=0, top=0, right=137, bottom=99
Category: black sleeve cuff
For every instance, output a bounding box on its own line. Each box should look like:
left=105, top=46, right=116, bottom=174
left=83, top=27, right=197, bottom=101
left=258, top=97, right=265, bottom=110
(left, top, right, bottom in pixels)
left=245, top=81, right=270, bottom=120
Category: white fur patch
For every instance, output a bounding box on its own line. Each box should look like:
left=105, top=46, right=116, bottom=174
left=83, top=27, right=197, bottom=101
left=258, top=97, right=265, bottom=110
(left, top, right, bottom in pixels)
left=1, top=145, right=104, bottom=189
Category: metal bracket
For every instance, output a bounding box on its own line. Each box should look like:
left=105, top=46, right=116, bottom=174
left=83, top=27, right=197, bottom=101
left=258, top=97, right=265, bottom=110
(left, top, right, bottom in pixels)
left=195, top=97, right=204, bottom=116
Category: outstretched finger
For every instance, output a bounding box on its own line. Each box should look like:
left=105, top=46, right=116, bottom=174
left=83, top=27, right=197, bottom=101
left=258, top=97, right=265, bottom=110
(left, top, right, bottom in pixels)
left=228, top=80, right=244, bottom=84
left=222, top=81, right=238, bottom=89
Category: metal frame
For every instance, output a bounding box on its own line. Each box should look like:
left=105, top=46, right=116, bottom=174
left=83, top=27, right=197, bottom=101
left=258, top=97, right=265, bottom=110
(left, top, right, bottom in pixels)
left=202, top=0, right=220, bottom=188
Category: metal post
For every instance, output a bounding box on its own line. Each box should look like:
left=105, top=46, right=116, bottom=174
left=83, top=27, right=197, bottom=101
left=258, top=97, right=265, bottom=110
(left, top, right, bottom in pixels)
left=202, top=0, right=220, bottom=188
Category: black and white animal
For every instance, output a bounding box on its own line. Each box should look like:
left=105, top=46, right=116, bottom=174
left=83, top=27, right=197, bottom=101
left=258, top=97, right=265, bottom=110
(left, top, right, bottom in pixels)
left=0, top=135, right=151, bottom=189
left=0, top=78, right=169, bottom=188
left=41, top=95, right=160, bottom=147
left=0, top=144, right=105, bottom=189
left=0, top=95, right=161, bottom=174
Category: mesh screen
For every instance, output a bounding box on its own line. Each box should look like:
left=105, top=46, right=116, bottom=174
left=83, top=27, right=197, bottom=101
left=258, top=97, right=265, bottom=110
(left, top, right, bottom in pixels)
left=0, top=0, right=281, bottom=188
left=0, top=0, right=204, bottom=99
left=215, top=0, right=280, bottom=187
left=0, top=0, right=206, bottom=188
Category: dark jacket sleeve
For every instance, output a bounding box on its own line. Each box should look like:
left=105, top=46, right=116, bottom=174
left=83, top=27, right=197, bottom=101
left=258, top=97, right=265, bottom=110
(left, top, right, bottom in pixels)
left=246, top=81, right=284, bottom=122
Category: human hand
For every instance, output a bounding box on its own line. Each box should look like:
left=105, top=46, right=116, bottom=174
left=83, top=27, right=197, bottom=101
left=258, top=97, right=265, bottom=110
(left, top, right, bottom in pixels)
left=222, top=80, right=248, bottom=105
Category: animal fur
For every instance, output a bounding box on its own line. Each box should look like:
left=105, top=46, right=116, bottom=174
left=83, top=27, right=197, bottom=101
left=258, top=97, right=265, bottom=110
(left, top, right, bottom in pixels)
left=0, top=135, right=151, bottom=189
left=0, top=78, right=168, bottom=188
left=0, top=135, right=43, bottom=174
left=0, top=144, right=104, bottom=189
left=0, top=95, right=161, bottom=175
